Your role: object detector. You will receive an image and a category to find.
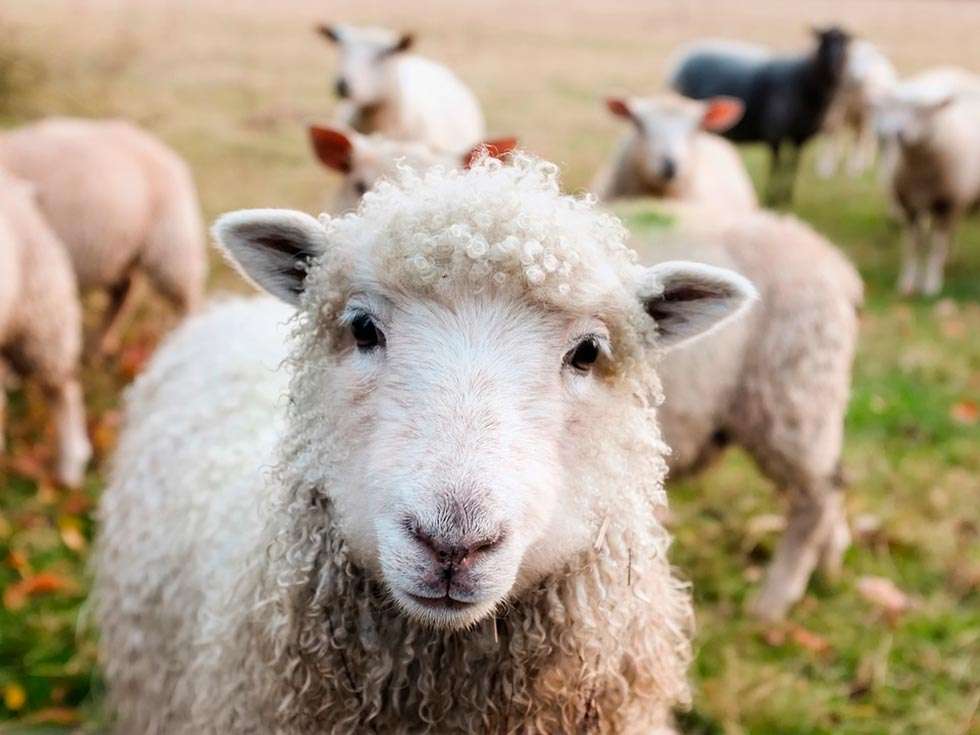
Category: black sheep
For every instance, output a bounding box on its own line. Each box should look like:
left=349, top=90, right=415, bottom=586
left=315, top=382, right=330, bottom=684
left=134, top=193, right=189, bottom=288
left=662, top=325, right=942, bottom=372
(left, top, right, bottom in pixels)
left=670, top=27, right=851, bottom=204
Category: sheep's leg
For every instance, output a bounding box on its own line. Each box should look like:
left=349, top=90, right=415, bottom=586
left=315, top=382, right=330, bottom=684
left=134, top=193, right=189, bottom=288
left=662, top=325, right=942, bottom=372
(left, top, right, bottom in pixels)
left=921, top=216, right=955, bottom=297
left=98, top=273, right=140, bottom=356
left=816, top=488, right=850, bottom=580
left=0, top=359, right=7, bottom=454
left=765, top=143, right=784, bottom=207
left=848, top=120, right=876, bottom=178
left=816, top=135, right=842, bottom=179
left=47, top=378, right=91, bottom=488
left=782, top=144, right=802, bottom=204
left=897, top=215, right=927, bottom=296
left=750, top=489, right=838, bottom=621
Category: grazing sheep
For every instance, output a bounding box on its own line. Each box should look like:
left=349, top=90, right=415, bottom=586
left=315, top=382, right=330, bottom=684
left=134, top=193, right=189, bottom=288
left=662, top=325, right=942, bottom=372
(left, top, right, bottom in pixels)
left=0, top=118, right=206, bottom=354
left=594, top=94, right=758, bottom=211
left=0, top=170, right=90, bottom=487
left=308, top=124, right=517, bottom=212
left=875, top=69, right=980, bottom=295
left=670, top=27, right=851, bottom=204
left=95, top=155, right=758, bottom=733
left=627, top=203, right=862, bottom=620
left=317, top=24, right=485, bottom=153
left=816, top=39, right=897, bottom=179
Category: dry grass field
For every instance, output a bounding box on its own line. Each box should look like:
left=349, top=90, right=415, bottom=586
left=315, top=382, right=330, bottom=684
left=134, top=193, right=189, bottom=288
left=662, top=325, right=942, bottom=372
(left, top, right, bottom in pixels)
left=0, top=1, right=978, bottom=732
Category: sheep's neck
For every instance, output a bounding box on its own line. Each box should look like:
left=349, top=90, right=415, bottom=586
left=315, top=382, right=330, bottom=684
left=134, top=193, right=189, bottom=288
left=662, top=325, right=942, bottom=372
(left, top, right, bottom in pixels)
left=264, top=505, right=688, bottom=734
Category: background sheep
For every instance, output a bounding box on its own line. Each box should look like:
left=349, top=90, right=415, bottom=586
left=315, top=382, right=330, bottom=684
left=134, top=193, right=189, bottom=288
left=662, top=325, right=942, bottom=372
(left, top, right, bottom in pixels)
left=317, top=23, right=486, bottom=153
left=0, top=169, right=90, bottom=488
left=593, top=94, right=758, bottom=211
left=630, top=203, right=863, bottom=620
left=0, top=118, right=206, bottom=354
left=816, top=39, right=897, bottom=179
left=875, top=69, right=980, bottom=295
left=308, top=124, right=517, bottom=211
left=95, top=156, right=757, bottom=733
left=670, top=27, right=851, bottom=204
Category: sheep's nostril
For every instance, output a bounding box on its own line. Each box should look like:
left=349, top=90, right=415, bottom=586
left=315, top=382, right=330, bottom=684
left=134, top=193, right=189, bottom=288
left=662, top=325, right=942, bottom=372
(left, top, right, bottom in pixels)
left=335, top=78, right=350, bottom=98
left=408, top=522, right=505, bottom=569
left=662, top=158, right=677, bottom=181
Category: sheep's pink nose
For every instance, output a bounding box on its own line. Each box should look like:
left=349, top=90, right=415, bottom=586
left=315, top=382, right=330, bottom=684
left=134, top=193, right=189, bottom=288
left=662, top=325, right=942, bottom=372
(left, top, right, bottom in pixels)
left=410, top=525, right=505, bottom=571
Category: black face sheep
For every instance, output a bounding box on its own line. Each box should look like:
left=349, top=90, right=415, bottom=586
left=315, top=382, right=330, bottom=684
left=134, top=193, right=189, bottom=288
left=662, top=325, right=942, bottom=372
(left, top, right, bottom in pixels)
left=669, top=27, right=851, bottom=204
left=93, top=155, right=758, bottom=733
left=0, top=169, right=90, bottom=487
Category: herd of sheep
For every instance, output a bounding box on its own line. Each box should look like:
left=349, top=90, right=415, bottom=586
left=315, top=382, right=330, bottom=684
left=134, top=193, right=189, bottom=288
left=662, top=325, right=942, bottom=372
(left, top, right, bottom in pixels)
left=0, top=18, right=976, bottom=734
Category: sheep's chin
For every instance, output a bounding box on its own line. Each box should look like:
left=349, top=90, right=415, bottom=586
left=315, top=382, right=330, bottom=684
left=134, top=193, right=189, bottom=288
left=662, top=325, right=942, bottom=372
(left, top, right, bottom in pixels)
left=390, top=588, right=502, bottom=631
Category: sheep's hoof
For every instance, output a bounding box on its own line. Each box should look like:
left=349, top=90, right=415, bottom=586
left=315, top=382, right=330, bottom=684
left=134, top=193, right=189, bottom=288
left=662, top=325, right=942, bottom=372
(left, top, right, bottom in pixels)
left=746, top=591, right=791, bottom=623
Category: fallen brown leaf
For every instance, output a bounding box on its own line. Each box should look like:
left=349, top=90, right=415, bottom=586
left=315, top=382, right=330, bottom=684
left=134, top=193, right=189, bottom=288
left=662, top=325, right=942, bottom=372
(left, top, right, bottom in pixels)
left=950, top=400, right=979, bottom=426
left=857, top=575, right=912, bottom=624
left=3, top=571, right=77, bottom=611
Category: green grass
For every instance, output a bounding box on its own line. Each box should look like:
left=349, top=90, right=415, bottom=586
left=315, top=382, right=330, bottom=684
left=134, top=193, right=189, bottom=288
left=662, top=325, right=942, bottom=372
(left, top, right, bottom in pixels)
left=1, top=6, right=979, bottom=732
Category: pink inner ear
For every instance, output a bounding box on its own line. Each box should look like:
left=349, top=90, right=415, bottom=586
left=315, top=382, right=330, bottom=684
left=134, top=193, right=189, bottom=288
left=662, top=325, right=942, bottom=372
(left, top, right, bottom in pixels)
left=309, top=126, right=353, bottom=173
left=606, top=98, right=632, bottom=119
left=701, top=98, right=744, bottom=132
left=462, top=137, right=519, bottom=169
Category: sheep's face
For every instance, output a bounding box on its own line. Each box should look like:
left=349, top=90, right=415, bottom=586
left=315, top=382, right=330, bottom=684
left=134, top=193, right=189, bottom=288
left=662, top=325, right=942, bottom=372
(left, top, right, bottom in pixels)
left=874, top=93, right=954, bottom=149
left=606, top=96, right=743, bottom=189
left=307, top=126, right=519, bottom=213
left=214, top=158, right=755, bottom=629
left=318, top=24, right=412, bottom=107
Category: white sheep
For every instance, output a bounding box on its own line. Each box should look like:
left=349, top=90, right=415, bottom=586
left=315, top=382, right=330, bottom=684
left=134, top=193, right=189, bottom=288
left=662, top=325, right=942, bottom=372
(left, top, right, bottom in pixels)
left=627, top=202, right=863, bottom=620
left=0, top=117, right=206, bottom=353
left=0, top=169, right=90, bottom=487
left=308, top=124, right=516, bottom=212
left=874, top=68, right=980, bottom=295
left=816, top=39, right=897, bottom=179
left=94, top=155, right=758, bottom=733
left=317, top=24, right=486, bottom=154
left=593, top=94, right=758, bottom=211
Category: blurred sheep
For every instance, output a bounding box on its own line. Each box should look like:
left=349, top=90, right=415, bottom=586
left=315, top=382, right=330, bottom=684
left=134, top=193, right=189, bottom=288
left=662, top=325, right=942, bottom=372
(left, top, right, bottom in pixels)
left=875, top=68, right=980, bottom=295
left=95, top=154, right=759, bottom=733
left=317, top=24, right=486, bottom=153
left=308, top=124, right=516, bottom=212
left=670, top=27, right=851, bottom=204
left=816, top=39, right=897, bottom=179
left=594, top=94, right=757, bottom=211
left=634, top=203, right=862, bottom=620
left=0, top=169, right=90, bottom=487
left=0, top=118, right=206, bottom=354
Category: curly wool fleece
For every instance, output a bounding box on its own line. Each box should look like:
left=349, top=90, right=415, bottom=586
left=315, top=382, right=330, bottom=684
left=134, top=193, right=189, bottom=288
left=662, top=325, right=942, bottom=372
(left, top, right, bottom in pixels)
left=97, top=156, right=694, bottom=734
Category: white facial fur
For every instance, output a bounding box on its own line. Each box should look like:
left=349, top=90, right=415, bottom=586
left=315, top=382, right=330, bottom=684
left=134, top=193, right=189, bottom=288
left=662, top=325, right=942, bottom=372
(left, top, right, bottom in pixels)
left=214, top=158, right=755, bottom=630
left=325, top=25, right=407, bottom=106
left=874, top=92, right=954, bottom=148
left=630, top=98, right=702, bottom=184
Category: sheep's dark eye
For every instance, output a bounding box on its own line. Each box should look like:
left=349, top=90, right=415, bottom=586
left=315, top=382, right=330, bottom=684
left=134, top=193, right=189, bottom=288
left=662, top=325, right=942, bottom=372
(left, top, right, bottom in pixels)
left=351, top=313, right=384, bottom=350
left=566, top=337, right=601, bottom=372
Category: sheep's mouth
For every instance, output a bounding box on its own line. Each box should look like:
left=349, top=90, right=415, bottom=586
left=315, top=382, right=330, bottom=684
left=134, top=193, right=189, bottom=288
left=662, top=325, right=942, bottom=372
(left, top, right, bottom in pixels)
left=406, top=592, right=475, bottom=611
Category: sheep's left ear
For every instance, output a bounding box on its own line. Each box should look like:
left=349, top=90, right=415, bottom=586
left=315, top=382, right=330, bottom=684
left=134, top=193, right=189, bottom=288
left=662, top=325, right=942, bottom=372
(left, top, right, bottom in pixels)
left=638, top=261, right=757, bottom=351
left=213, top=209, right=329, bottom=306
left=388, top=33, right=413, bottom=55
left=700, top=97, right=744, bottom=132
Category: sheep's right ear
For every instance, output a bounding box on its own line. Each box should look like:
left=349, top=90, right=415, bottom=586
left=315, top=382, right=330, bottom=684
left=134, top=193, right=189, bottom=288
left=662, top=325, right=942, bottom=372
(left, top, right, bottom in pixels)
left=213, top=209, right=329, bottom=306
left=309, top=125, right=354, bottom=172
left=638, top=261, right=757, bottom=351
left=701, top=97, right=744, bottom=132
left=317, top=24, right=342, bottom=43
left=606, top=97, right=634, bottom=120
